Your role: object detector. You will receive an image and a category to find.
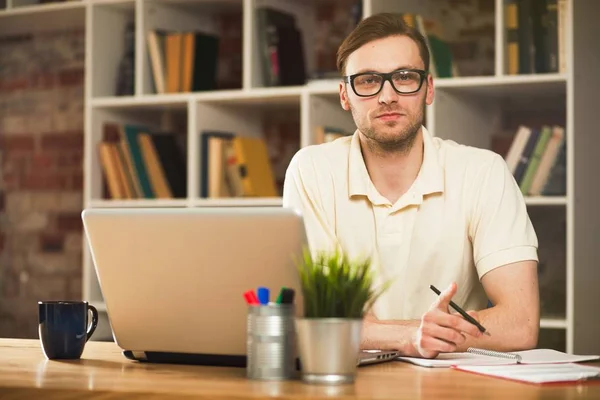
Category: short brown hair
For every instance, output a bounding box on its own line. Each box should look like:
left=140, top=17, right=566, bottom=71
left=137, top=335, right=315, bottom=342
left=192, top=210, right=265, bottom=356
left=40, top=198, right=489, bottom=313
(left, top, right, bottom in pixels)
left=336, top=13, right=430, bottom=75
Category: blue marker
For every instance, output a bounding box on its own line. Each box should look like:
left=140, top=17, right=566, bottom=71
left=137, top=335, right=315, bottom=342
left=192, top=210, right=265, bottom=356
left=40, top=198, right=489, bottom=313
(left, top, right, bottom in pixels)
left=257, top=287, right=270, bottom=305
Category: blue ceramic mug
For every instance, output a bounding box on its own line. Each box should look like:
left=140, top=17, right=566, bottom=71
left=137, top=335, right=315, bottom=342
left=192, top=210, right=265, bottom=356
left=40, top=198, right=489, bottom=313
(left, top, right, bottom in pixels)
left=38, top=301, right=99, bottom=360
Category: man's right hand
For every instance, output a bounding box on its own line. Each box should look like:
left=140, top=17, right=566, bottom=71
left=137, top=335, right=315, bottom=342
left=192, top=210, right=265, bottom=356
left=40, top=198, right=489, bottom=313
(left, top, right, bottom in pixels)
left=412, top=282, right=483, bottom=359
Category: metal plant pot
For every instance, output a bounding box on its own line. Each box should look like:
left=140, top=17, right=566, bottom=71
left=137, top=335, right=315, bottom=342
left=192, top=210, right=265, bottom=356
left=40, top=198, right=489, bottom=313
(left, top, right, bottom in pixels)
left=295, top=318, right=363, bottom=385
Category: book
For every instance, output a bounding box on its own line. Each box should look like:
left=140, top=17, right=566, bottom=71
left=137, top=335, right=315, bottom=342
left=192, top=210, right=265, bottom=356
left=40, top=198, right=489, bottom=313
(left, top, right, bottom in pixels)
left=191, top=32, right=220, bottom=92
left=138, top=133, right=173, bottom=198
left=147, top=29, right=167, bottom=94
left=504, top=125, right=531, bottom=174
left=98, top=142, right=126, bottom=199
left=505, top=0, right=519, bottom=75
left=199, top=131, right=235, bottom=198
left=519, top=125, right=552, bottom=194
left=454, top=363, right=600, bottom=385
left=396, top=347, right=600, bottom=368
left=513, top=128, right=540, bottom=184
left=529, top=125, right=565, bottom=195
left=255, top=7, right=297, bottom=87
left=232, top=136, right=277, bottom=197
left=102, top=122, right=137, bottom=198
left=148, top=133, right=187, bottom=198
left=166, top=32, right=182, bottom=93
left=541, top=139, right=566, bottom=195
left=121, top=125, right=155, bottom=198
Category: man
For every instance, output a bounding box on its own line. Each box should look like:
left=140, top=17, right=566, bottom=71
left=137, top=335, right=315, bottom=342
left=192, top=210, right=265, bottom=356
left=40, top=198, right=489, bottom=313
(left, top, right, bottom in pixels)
left=283, top=13, right=539, bottom=359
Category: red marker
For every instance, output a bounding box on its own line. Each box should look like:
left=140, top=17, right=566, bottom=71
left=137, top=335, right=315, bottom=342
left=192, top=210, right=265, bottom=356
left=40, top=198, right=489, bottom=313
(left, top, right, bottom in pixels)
left=243, top=290, right=259, bottom=305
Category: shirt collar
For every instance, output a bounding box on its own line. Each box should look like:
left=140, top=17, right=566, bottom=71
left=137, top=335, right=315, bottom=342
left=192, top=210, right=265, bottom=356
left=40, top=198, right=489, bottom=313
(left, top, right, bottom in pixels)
left=347, top=126, right=444, bottom=203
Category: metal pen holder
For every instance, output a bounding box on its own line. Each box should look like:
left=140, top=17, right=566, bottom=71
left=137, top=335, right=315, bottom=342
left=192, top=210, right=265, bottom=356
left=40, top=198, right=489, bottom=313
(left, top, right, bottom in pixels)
left=246, top=303, right=296, bottom=380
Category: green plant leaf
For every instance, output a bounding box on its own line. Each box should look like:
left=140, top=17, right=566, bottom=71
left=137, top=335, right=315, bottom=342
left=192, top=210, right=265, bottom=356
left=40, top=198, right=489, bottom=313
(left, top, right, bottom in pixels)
left=295, top=246, right=392, bottom=318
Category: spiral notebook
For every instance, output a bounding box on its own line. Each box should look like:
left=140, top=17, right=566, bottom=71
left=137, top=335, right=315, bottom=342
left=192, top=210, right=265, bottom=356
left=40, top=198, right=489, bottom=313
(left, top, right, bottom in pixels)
left=396, top=348, right=600, bottom=368
left=454, top=363, right=600, bottom=384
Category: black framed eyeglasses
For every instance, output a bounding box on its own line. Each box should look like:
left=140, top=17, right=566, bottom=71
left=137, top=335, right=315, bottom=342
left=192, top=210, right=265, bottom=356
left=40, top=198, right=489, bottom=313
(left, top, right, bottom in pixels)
left=343, top=69, right=428, bottom=97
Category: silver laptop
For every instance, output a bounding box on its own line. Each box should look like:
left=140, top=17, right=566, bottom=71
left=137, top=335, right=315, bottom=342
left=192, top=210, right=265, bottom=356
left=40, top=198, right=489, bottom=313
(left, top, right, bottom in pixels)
left=81, top=207, right=398, bottom=367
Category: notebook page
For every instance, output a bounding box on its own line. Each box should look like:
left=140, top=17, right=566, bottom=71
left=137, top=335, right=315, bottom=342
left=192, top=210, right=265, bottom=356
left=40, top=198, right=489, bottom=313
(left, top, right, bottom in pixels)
left=514, top=349, right=600, bottom=364
left=396, top=352, right=519, bottom=368
left=454, top=363, right=600, bottom=384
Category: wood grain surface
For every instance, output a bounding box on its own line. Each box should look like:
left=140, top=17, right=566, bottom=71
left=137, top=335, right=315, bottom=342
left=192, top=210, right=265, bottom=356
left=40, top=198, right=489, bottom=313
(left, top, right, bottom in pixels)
left=0, top=339, right=598, bottom=399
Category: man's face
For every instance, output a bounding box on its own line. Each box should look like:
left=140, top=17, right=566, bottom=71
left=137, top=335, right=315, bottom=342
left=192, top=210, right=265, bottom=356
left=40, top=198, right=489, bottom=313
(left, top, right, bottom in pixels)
left=340, top=35, right=434, bottom=152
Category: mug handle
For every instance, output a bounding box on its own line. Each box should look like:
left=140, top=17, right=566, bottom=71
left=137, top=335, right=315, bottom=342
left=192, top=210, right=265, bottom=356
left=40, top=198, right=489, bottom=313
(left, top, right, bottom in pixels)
left=86, top=304, right=99, bottom=342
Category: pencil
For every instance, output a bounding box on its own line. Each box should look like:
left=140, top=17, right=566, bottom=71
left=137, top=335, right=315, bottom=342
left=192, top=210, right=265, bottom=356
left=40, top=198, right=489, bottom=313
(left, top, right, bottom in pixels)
left=429, top=285, right=491, bottom=336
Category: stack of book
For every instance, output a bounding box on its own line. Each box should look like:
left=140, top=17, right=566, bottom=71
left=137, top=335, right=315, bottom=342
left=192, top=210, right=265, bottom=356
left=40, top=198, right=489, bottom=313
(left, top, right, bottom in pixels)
left=146, top=29, right=219, bottom=94
left=504, top=125, right=566, bottom=196
left=504, top=0, right=567, bottom=74
left=98, top=122, right=187, bottom=199
left=199, top=131, right=277, bottom=199
left=256, top=6, right=306, bottom=87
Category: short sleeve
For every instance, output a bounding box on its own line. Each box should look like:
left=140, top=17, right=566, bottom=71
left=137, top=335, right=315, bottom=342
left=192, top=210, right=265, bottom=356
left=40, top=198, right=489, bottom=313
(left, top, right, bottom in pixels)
left=282, top=148, right=340, bottom=256
left=468, top=154, right=539, bottom=278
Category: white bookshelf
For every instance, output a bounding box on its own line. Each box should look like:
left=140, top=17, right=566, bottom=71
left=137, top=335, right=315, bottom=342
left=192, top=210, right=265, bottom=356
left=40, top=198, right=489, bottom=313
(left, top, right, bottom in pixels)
left=3, top=0, right=598, bottom=353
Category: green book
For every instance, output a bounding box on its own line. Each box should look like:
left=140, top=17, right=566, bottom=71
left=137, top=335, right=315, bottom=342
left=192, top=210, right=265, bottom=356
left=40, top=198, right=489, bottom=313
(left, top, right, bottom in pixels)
left=122, top=124, right=155, bottom=199
left=428, top=35, right=454, bottom=78
left=519, top=125, right=552, bottom=195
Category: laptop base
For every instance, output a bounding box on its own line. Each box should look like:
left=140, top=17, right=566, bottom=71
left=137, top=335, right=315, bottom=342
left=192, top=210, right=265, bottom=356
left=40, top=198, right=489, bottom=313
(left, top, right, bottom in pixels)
left=123, top=350, right=246, bottom=368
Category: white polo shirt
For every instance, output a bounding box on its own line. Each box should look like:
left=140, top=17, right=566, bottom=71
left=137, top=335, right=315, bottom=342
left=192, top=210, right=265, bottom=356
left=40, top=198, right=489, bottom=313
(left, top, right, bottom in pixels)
left=282, top=126, right=538, bottom=320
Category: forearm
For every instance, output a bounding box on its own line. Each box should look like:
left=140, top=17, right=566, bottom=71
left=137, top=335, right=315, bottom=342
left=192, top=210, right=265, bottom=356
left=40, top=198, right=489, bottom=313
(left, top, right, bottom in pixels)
left=456, top=303, right=539, bottom=352
left=360, top=302, right=539, bottom=357
left=360, top=315, right=421, bottom=356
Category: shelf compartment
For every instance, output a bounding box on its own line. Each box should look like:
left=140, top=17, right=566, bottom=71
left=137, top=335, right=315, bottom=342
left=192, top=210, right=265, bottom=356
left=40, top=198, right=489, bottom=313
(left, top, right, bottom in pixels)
left=140, top=0, right=243, bottom=96
left=88, top=106, right=189, bottom=202
left=368, top=0, right=495, bottom=78
left=194, top=96, right=301, bottom=200
left=90, top=0, right=136, bottom=98
left=528, top=206, right=567, bottom=322
left=249, top=0, right=360, bottom=89
left=431, top=79, right=566, bottom=199
left=307, top=92, right=354, bottom=146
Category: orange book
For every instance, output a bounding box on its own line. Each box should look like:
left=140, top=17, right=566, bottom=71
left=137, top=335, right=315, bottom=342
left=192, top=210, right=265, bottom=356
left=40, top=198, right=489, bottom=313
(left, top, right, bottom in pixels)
left=98, top=142, right=125, bottom=199
left=138, top=133, right=173, bottom=198
left=103, top=122, right=136, bottom=198
left=180, top=32, right=195, bottom=93
left=111, top=144, right=134, bottom=199
left=166, top=33, right=182, bottom=93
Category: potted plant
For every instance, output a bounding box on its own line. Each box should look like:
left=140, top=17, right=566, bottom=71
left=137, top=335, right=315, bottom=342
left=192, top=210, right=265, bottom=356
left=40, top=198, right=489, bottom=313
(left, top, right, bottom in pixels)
left=294, top=248, right=390, bottom=385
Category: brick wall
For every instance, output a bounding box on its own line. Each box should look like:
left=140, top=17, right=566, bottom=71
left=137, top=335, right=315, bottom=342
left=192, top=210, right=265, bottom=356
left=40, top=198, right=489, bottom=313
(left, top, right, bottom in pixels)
left=0, top=28, right=85, bottom=338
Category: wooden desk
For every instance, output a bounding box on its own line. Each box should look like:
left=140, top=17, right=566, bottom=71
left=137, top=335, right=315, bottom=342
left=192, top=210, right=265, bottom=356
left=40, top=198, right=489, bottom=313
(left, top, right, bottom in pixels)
left=1, top=339, right=598, bottom=399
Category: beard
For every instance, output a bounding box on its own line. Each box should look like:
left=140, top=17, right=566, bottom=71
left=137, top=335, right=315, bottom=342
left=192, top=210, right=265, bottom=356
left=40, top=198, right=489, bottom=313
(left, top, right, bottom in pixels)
left=350, top=100, right=425, bottom=155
